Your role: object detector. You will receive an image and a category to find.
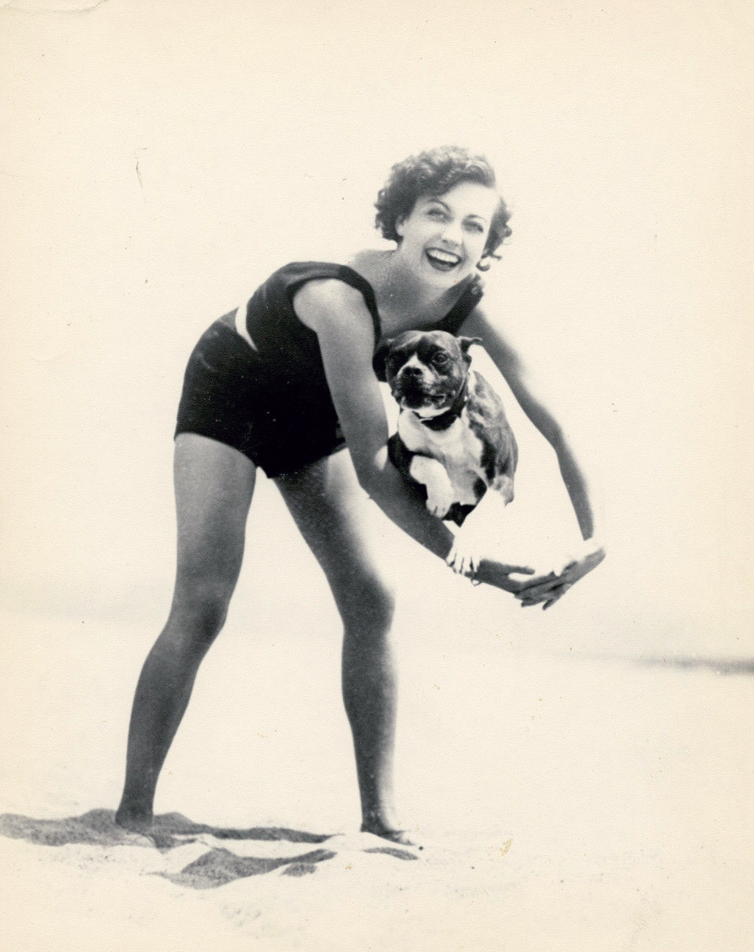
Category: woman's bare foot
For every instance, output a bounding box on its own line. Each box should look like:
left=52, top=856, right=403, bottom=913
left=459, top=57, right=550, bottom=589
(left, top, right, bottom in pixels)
left=360, top=821, right=422, bottom=849
left=115, top=807, right=180, bottom=849
left=114, top=806, right=153, bottom=835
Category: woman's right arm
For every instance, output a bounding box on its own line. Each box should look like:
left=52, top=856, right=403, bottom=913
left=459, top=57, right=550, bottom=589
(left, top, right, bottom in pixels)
left=293, top=279, right=534, bottom=592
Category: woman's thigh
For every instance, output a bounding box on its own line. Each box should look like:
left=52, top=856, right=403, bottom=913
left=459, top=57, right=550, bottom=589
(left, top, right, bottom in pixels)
left=172, top=433, right=256, bottom=605
left=275, top=449, right=395, bottom=627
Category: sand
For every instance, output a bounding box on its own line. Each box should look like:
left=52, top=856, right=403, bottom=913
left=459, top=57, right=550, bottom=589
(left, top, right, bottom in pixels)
left=1, top=591, right=752, bottom=952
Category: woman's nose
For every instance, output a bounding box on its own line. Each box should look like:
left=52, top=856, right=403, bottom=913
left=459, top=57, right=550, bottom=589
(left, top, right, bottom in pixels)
left=440, top=219, right=463, bottom=245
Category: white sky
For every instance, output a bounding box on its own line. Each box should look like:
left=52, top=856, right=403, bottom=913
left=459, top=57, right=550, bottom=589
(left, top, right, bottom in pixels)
left=1, top=0, right=752, bottom=651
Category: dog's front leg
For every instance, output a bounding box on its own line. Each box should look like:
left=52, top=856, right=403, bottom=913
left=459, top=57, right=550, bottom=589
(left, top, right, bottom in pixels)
left=446, top=487, right=510, bottom=577
left=409, top=455, right=456, bottom=519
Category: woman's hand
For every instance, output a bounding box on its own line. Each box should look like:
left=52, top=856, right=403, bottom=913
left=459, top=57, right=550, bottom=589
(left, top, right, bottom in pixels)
left=514, top=540, right=606, bottom=610
left=471, top=558, right=537, bottom=594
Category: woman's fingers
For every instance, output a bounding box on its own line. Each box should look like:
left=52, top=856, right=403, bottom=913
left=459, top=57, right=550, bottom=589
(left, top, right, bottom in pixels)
left=543, top=584, right=572, bottom=610
left=516, top=570, right=560, bottom=592
left=516, top=576, right=564, bottom=598
left=475, top=550, right=596, bottom=600
left=515, top=545, right=605, bottom=609
left=520, top=577, right=575, bottom=607
left=473, top=559, right=534, bottom=592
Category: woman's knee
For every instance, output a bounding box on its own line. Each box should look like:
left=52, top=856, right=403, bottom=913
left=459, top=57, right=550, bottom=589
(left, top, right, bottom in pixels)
left=168, top=575, right=236, bottom=643
left=337, top=572, right=396, bottom=639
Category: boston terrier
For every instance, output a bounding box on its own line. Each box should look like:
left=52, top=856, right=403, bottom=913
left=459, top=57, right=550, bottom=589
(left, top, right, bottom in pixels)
left=376, top=330, right=518, bottom=576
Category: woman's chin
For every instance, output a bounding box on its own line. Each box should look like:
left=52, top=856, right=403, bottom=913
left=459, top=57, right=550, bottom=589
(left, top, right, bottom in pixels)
left=421, top=258, right=472, bottom=287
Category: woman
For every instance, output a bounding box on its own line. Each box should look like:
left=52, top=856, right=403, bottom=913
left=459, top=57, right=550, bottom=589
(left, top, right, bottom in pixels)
left=115, top=146, right=605, bottom=845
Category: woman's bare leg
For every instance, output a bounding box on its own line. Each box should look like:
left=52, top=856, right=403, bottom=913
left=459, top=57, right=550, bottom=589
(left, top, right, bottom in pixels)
left=276, top=450, right=411, bottom=843
left=116, top=434, right=256, bottom=831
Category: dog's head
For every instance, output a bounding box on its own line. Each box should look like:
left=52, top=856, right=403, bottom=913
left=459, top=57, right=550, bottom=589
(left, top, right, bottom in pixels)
left=375, top=330, right=481, bottom=417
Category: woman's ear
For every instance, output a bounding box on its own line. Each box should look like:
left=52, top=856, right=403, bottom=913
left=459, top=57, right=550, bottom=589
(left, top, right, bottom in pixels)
left=476, top=250, right=501, bottom=272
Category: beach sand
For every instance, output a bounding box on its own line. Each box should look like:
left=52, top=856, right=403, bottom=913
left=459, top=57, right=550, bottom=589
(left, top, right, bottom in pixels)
left=1, top=584, right=751, bottom=952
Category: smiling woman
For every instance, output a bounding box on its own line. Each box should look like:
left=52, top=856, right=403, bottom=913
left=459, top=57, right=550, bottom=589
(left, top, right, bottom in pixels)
left=373, top=146, right=512, bottom=264
left=115, top=146, right=604, bottom=848
left=395, top=184, right=500, bottom=284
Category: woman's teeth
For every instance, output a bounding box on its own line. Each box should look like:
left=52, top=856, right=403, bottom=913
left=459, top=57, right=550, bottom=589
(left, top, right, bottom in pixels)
left=426, top=249, right=461, bottom=270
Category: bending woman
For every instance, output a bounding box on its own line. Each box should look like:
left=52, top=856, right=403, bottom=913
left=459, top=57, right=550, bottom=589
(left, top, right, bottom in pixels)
left=115, top=146, right=605, bottom=844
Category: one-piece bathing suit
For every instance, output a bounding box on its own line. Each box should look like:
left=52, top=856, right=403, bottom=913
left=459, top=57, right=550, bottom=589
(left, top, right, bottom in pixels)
left=175, top=261, right=484, bottom=478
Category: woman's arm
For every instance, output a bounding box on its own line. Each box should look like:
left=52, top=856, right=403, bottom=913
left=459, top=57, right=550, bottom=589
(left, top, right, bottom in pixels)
left=460, top=303, right=606, bottom=608
left=294, top=279, right=534, bottom=594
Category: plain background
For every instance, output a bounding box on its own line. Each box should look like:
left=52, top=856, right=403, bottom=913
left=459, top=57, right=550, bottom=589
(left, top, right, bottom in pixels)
left=2, top=0, right=752, bottom=656
left=1, top=1, right=752, bottom=947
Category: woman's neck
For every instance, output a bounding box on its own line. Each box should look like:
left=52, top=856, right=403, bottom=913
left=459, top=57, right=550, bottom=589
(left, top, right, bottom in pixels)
left=350, top=249, right=468, bottom=335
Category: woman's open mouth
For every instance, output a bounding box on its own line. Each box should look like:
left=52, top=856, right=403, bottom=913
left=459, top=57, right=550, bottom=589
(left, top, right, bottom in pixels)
left=425, top=248, right=462, bottom=272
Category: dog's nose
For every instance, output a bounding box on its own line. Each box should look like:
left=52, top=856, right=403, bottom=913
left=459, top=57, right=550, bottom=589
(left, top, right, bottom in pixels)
left=401, top=365, right=423, bottom=378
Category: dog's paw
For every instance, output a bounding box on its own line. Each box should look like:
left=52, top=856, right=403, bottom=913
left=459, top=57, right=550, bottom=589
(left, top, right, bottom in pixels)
left=425, top=485, right=455, bottom=519
left=409, top=457, right=455, bottom=519
left=445, top=537, right=482, bottom=577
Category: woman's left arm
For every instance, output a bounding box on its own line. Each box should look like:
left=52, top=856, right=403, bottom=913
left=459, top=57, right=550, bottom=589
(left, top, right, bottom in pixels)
left=461, top=304, right=606, bottom=609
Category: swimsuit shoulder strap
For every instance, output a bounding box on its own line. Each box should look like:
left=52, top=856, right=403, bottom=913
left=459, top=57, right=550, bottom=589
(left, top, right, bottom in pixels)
left=437, top=274, right=485, bottom=336
left=277, top=261, right=382, bottom=344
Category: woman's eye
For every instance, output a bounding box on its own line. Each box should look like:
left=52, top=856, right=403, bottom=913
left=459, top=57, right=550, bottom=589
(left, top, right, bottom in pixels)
left=427, top=208, right=446, bottom=220
left=466, top=221, right=485, bottom=233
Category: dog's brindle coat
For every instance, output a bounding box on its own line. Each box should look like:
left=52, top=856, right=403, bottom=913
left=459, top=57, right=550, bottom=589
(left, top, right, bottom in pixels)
left=376, top=331, right=517, bottom=562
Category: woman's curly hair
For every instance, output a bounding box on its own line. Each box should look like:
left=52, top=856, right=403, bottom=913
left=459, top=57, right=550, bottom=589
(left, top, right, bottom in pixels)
left=374, top=146, right=512, bottom=268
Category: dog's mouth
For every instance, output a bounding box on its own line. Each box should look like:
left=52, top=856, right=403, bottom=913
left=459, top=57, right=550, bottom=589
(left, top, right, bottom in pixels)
left=392, top=381, right=455, bottom=415
left=400, top=393, right=448, bottom=414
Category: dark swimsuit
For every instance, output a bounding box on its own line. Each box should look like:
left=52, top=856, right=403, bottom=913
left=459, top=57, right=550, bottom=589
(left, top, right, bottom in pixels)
left=175, top=261, right=484, bottom=478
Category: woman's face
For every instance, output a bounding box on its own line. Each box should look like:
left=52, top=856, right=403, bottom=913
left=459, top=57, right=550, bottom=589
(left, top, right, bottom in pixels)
left=395, top=181, right=499, bottom=287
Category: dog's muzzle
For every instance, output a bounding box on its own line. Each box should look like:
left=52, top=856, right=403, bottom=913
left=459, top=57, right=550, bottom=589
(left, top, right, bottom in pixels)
left=392, top=368, right=448, bottom=408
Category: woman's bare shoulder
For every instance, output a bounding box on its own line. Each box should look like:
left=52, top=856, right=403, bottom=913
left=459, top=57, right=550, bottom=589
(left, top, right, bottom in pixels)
left=345, top=248, right=391, bottom=284
left=293, top=275, right=373, bottom=335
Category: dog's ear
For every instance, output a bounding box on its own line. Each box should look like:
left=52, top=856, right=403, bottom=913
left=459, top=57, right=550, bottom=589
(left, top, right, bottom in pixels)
left=372, top=337, right=394, bottom=382
left=458, top=337, right=482, bottom=361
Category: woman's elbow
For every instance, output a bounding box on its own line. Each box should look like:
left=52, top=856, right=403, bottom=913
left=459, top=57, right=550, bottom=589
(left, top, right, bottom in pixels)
left=349, top=449, right=384, bottom=495
left=354, top=465, right=379, bottom=496
left=349, top=442, right=393, bottom=497
left=540, top=419, right=566, bottom=454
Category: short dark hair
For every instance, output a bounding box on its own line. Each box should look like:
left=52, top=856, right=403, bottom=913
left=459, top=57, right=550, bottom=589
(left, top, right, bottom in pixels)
left=374, top=146, right=512, bottom=265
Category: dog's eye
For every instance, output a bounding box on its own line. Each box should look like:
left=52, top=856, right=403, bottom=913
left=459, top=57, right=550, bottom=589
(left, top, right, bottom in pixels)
left=432, top=352, right=451, bottom=369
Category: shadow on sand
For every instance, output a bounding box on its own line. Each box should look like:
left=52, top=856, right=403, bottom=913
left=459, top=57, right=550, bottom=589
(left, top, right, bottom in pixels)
left=0, top=809, right=417, bottom=888
left=633, top=656, right=754, bottom=676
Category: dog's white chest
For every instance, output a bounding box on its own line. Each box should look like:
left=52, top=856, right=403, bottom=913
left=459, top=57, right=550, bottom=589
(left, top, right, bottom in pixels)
left=399, top=411, right=486, bottom=503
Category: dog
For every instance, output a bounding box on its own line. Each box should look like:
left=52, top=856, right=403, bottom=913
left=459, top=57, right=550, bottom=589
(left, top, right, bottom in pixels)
left=376, top=329, right=518, bottom=576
